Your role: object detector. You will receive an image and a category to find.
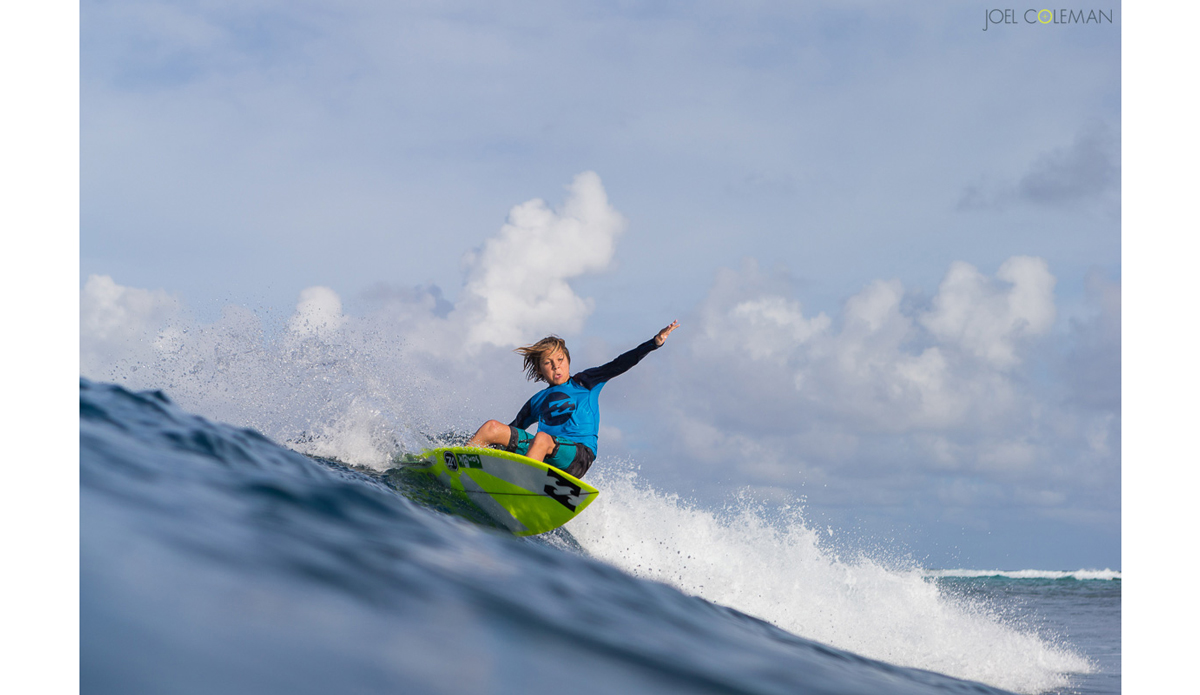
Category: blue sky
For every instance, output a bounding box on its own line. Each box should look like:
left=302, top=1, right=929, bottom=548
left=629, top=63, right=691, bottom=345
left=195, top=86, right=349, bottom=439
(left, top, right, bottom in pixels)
left=75, top=1, right=1124, bottom=569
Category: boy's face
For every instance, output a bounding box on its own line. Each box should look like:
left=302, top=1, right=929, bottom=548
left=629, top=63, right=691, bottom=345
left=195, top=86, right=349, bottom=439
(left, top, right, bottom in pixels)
left=539, top=349, right=570, bottom=386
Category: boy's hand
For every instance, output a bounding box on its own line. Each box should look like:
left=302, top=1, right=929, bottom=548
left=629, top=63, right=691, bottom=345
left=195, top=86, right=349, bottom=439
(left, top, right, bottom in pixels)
left=654, top=320, right=680, bottom=346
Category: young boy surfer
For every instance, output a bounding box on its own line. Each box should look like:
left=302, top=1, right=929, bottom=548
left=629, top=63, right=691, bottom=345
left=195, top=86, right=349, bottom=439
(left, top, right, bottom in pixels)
left=467, top=321, right=679, bottom=479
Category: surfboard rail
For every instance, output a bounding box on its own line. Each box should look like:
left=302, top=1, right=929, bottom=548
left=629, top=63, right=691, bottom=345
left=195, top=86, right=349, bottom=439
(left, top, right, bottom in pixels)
left=409, top=446, right=599, bottom=536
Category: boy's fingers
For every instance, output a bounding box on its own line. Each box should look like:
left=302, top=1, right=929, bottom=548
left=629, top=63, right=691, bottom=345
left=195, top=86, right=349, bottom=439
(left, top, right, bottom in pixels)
left=654, top=321, right=679, bottom=345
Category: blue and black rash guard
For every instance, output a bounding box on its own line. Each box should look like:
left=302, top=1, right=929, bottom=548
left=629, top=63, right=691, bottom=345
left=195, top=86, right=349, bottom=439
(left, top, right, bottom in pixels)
left=509, top=338, right=660, bottom=456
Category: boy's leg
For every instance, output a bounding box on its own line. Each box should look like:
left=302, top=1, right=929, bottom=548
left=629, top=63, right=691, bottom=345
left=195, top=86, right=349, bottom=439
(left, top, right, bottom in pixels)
left=525, top=431, right=556, bottom=462
left=467, top=424, right=568, bottom=465
left=526, top=436, right=594, bottom=476
left=467, top=420, right=511, bottom=448
left=562, top=443, right=595, bottom=479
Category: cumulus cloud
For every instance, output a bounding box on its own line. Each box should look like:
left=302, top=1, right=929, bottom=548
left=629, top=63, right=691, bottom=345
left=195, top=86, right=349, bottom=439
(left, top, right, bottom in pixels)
left=632, top=252, right=1117, bottom=526
left=696, top=260, right=831, bottom=362
left=80, top=274, right=183, bottom=379
left=920, top=256, right=1056, bottom=369
left=680, top=257, right=1055, bottom=439
left=453, top=171, right=626, bottom=349
left=325, top=171, right=626, bottom=357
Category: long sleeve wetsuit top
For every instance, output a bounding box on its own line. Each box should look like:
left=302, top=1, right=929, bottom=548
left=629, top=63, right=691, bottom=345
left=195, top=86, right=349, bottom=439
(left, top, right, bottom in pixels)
left=508, top=339, right=660, bottom=456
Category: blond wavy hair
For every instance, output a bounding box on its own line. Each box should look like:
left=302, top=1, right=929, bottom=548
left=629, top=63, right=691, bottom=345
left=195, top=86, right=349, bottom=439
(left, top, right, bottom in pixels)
left=514, top=336, right=571, bottom=383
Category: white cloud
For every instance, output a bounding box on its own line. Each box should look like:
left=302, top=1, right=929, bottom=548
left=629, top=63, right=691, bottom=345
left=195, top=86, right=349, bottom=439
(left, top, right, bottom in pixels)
left=80, top=274, right=181, bottom=340
left=454, top=171, right=626, bottom=349
left=683, top=259, right=1052, bottom=436
left=638, top=253, right=1115, bottom=524
left=920, top=256, right=1056, bottom=369
left=813, top=278, right=971, bottom=431
left=695, top=259, right=830, bottom=360
left=80, top=274, right=183, bottom=378
left=729, top=296, right=830, bottom=360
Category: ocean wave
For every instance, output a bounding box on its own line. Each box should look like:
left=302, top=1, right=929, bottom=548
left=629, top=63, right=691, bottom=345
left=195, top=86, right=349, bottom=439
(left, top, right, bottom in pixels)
left=82, top=378, right=1086, bottom=694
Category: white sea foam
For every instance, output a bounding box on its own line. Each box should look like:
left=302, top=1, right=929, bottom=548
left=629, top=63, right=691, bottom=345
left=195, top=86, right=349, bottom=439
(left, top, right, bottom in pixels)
left=571, top=465, right=1094, bottom=695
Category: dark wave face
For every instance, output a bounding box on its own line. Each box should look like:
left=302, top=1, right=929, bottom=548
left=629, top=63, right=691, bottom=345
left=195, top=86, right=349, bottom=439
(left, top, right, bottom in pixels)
left=81, top=378, right=1017, bottom=695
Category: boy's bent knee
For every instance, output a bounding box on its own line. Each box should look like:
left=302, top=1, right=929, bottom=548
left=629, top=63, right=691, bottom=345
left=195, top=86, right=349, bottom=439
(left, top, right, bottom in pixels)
left=471, top=419, right=512, bottom=448
left=527, top=431, right=556, bottom=460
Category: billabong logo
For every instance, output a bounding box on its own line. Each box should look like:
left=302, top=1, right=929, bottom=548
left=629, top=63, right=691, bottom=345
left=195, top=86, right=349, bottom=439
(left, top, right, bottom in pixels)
left=983, top=8, right=1113, bottom=31
left=543, top=469, right=583, bottom=511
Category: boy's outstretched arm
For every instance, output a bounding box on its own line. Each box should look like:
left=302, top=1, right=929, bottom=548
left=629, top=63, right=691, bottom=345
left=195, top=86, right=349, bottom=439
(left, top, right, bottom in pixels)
left=573, top=321, right=680, bottom=390
left=654, top=320, right=679, bottom=346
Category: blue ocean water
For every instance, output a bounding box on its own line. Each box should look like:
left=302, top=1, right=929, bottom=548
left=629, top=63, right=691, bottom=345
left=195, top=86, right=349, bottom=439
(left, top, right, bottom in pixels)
left=80, top=379, right=1118, bottom=694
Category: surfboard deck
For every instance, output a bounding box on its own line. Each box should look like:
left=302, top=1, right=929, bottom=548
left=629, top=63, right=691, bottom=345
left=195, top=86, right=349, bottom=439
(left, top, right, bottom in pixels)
left=405, top=446, right=598, bottom=536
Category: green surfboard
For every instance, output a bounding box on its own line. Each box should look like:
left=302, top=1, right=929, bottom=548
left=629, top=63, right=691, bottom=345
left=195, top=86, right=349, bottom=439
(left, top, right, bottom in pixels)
left=408, top=446, right=599, bottom=536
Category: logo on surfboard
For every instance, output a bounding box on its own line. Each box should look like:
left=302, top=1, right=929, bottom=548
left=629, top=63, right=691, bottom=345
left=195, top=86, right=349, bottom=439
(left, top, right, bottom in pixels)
left=543, top=468, right=583, bottom=511
left=443, top=451, right=482, bottom=471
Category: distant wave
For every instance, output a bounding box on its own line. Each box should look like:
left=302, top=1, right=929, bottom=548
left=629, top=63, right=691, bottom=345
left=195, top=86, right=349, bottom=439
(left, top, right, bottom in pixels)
left=927, top=569, right=1121, bottom=581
